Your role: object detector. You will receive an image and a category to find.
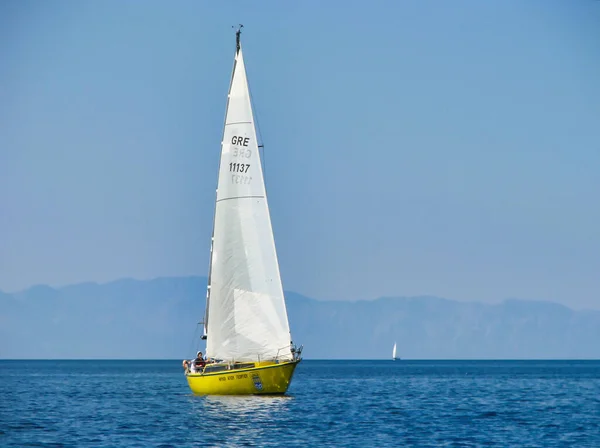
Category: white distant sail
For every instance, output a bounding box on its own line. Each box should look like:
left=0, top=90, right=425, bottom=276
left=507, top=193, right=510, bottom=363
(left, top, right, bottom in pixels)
left=203, top=42, right=292, bottom=363
left=392, top=342, right=397, bottom=360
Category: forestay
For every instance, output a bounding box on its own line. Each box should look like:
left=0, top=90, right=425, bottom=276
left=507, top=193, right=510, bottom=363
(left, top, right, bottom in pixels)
left=204, top=44, right=293, bottom=362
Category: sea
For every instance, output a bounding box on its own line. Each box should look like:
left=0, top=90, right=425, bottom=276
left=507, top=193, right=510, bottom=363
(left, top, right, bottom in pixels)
left=1, top=360, right=599, bottom=447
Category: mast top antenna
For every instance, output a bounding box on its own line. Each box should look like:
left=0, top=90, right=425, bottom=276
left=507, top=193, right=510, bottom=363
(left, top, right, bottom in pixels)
left=233, top=24, right=244, bottom=52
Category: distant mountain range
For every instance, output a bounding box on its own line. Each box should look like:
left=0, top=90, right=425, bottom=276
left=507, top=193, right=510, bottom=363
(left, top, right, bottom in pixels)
left=1, top=276, right=599, bottom=359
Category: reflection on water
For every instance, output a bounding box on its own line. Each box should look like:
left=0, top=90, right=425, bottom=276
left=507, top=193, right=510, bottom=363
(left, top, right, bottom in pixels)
left=203, top=394, right=293, bottom=415
left=187, top=395, right=295, bottom=446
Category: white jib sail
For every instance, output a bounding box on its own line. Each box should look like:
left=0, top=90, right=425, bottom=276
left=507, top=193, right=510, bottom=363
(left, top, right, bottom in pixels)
left=204, top=45, right=292, bottom=363
left=392, top=342, right=397, bottom=359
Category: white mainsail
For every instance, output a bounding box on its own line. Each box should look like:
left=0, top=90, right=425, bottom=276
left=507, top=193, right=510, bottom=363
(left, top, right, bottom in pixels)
left=203, top=39, right=292, bottom=363
left=392, top=342, right=397, bottom=360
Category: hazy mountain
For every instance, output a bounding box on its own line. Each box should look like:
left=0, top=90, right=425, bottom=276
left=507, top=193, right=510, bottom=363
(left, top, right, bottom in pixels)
left=1, top=277, right=598, bottom=359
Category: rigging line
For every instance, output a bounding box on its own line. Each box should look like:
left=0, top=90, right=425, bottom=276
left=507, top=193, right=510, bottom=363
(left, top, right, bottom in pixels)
left=188, top=322, right=200, bottom=358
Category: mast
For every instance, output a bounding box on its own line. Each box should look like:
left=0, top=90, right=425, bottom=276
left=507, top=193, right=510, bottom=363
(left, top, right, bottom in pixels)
left=202, top=25, right=244, bottom=340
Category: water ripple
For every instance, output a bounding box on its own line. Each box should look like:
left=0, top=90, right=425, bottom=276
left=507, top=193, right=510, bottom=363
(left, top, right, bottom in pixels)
left=1, top=360, right=600, bottom=447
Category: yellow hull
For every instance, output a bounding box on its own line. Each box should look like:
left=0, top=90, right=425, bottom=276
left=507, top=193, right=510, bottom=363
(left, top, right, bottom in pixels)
left=186, top=360, right=300, bottom=395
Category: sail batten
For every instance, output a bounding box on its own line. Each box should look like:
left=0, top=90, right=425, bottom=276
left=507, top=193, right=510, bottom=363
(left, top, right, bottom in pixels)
left=204, top=44, right=292, bottom=362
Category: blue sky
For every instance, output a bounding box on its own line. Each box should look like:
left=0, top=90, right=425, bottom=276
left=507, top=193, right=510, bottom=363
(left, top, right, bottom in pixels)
left=1, top=1, right=599, bottom=308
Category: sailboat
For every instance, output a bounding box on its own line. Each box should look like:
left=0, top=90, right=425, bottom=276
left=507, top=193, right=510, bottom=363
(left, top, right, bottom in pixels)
left=392, top=342, right=398, bottom=361
left=184, top=26, right=302, bottom=395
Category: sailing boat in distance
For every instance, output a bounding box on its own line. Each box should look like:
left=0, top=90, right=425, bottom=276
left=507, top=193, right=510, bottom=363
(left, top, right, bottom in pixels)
left=392, top=342, right=398, bottom=361
left=183, top=26, right=302, bottom=395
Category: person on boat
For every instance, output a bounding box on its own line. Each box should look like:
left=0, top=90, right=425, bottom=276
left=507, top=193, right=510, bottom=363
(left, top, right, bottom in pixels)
left=192, top=351, right=206, bottom=371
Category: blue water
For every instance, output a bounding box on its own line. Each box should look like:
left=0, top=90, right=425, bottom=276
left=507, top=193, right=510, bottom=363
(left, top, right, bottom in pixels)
left=1, top=360, right=600, bottom=447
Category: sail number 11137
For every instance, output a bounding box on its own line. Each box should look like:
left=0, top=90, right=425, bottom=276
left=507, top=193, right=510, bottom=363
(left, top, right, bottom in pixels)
left=229, top=163, right=250, bottom=173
